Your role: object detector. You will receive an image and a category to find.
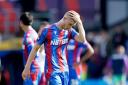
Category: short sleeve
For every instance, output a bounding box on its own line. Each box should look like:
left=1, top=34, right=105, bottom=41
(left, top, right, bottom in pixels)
left=69, top=28, right=78, bottom=39
left=25, top=33, right=34, bottom=46
left=36, top=28, right=48, bottom=45
left=24, top=34, right=34, bottom=54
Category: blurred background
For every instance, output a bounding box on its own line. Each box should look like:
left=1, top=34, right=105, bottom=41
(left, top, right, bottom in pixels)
left=0, top=0, right=128, bottom=85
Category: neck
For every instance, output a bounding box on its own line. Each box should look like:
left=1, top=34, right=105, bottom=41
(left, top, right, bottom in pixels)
left=56, top=20, right=65, bottom=29
left=23, top=26, right=32, bottom=32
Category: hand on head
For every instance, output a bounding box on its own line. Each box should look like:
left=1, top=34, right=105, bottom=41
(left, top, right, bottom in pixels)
left=65, top=10, right=81, bottom=24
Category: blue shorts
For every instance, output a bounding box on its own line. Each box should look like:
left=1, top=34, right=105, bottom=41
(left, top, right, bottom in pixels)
left=48, top=71, right=69, bottom=85
left=68, top=69, right=79, bottom=85
left=23, top=69, right=42, bottom=85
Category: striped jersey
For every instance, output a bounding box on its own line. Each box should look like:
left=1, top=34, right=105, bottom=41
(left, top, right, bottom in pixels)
left=36, top=24, right=78, bottom=79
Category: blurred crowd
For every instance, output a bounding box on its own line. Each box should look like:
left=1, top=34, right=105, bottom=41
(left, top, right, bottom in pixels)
left=85, top=25, right=128, bottom=85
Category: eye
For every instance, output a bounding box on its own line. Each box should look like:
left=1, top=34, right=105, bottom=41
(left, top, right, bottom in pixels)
left=70, top=22, right=74, bottom=26
left=68, top=23, right=72, bottom=26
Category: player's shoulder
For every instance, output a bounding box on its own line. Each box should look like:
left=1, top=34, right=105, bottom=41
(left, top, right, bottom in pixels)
left=68, top=28, right=75, bottom=32
left=70, top=27, right=75, bottom=30
left=41, top=24, right=57, bottom=33
left=48, top=24, right=56, bottom=29
left=25, top=31, right=31, bottom=38
left=41, top=24, right=54, bottom=30
left=25, top=29, right=37, bottom=38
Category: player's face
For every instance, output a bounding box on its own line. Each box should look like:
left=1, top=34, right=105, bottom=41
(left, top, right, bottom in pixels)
left=64, top=17, right=75, bottom=29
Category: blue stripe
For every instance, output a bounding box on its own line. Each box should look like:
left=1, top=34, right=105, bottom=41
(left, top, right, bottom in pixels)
left=51, top=28, right=60, bottom=71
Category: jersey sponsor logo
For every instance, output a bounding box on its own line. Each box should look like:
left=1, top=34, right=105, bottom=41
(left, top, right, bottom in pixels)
left=50, top=38, right=68, bottom=45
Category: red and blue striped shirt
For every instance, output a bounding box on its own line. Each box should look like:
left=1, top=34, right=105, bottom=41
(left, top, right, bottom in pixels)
left=36, top=24, right=78, bottom=79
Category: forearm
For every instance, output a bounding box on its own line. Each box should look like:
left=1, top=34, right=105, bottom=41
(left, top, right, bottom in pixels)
left=77, top=22, right=85, bottom=42
left=80, top=43, right=94, bottom=63
left=39, top=45, right=44, bottom=53
left=80, top=51, right=91, bottom=63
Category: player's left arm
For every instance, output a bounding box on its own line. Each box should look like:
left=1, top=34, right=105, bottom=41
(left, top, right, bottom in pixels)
left=71, top=12, right=94, bottom=61
left=71, top=12, right=85, bottom=43
left=80, top=42, right=94, bottom=64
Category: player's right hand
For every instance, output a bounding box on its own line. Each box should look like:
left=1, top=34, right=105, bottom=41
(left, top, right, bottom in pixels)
left=68, top=11, right=82, bottom=24
left=22, top=67, right=30, bottom=80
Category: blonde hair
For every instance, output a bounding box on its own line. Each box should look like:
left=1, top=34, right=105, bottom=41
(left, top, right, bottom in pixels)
left=63, top=10, right=79, bottom=25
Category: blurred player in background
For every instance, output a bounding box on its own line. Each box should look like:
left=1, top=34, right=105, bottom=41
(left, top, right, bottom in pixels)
left=22, top=10, right=86, bottom=85
left=20, top=12, right=43, bottom=85
left=110, top=45, right=128, bottom=85
left=67, top=39, right=94, bottom=85
left=104, top=45, right=128, bottom=85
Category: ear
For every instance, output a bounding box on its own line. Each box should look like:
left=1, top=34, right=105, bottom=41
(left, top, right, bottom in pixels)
left=63, top=15, right=67, bottom=19
left=20, top=21, right=23, bottom=25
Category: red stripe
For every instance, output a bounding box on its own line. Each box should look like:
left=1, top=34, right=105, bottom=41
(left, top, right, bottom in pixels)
left=24, top=45, right=28, bottom=61
left=73, top=42, right=78, bottom=63
left=39, top=73, right=46, bottom=85
left=30, top=69, right=39, bottom=81
left=56, top=30, right=65, bottom=72
left=38, top=0, right=47, bottom=11
left=45, top=29, right=53, bottom=79
left=68, top=30, right=71, bottom=39
left=65, top=0, right=80, bottom=11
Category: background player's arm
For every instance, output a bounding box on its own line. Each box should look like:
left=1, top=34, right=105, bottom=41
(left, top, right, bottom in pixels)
left=80, top=42, right=94, bottom=64
left=22, top=43, right=41, bottom=80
